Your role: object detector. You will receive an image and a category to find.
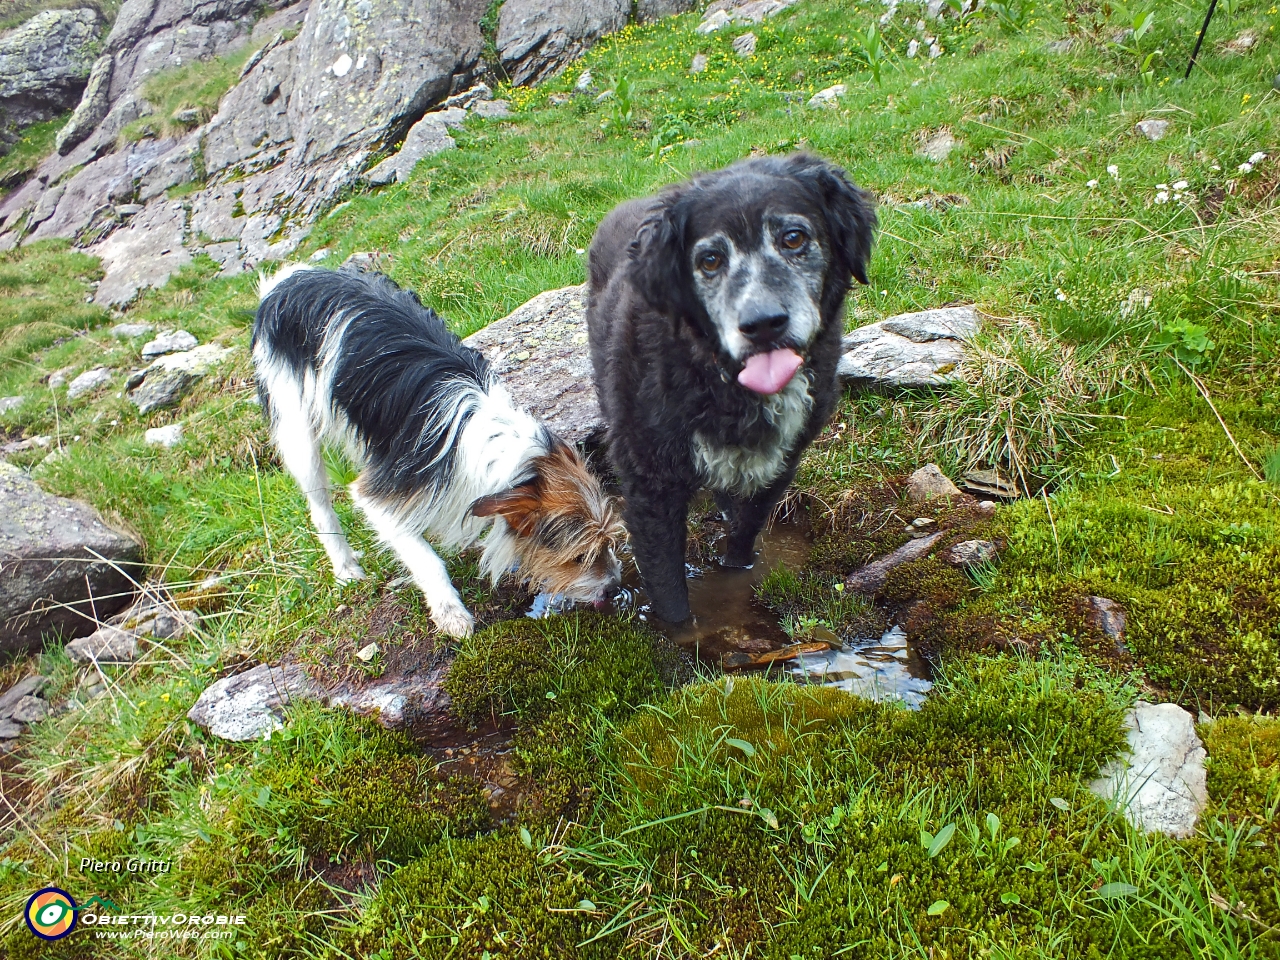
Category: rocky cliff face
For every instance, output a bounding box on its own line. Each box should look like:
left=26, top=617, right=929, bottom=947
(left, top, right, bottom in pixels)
left=0, top=8, right=103, bottom=154
left=0, top=0, right=724, bottom=306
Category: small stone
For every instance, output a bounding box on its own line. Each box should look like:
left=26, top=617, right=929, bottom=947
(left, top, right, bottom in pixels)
left=471, top=99, right=511, bottom=118
left=172, top=107, right=202, bottom=125
left=187, top=664, right=324, bottom=741
left=1224, top=29, right=1257, bottom=54
left=977, top=500, right=997, bottom=512
left=808, top=83, right=846, bottom=108
left=147, top=609, right=197, bottom=640
left=907, top=38, right=920, bottom=58
left=1090, top=701, right=1208, bottom=838
left=142, top=330, right=199, bottom=359
left=0, top=719, right=21, bottom=738
left=66, top=367, right=112, bottom=399
left=1046, top=38, right=1074, bottom=53
left=144, top=423, right=184, bottom=447
left=1086, top=596, right=1128, bottom=653
left=356, top=641, right=380, bottom=662
left=944, top=539, right=998, bottom=567
left=733, top=32, right=757, bottom=56
left=1134, top=119, right=1170, bottom=142
left=917, top=129, right=958, bottom=162
left=0, top=675, right=49, bottom=717
left=334, top=604, right=351, bottom=617
left=9, top=695, right=49, bottom=724
left=0, top=396, right=22, bottom=414
left=115, top=204, right=143, bottom=216
left=111, top=323, right=155, bottom=339
left=906, top=464, right=960, bottom=501
left=575, top=71, right=594, bottom=92
left=690, top=53, right=708, bottom=73
left=83, top=683, right=105, bottom=699
left=309, top=248, right=331, bottom=262
left=64, top=625, right=138, bottom=664
left=128, top=344, right=234, bottom=415
left=48, top=366, right=75, bottom=389
left=905, top=517, right=937, bottom=537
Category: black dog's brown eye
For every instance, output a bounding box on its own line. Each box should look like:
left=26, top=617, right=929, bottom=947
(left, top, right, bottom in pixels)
left=697, top=251, right=724, bottom=273
left=780, top=229, right=808, bottom=250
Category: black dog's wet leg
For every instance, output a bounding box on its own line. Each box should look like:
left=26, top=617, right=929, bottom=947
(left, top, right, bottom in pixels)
left=625, top=486, right=694, bottom=623
left=720, top=464, right=800, bottom=568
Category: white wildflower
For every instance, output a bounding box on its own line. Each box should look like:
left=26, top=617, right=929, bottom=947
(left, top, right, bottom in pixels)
left=1172, top=180, right=1189, bottom=191
left=1107, top=164, right=1120, bottom=179
left=1247, top=151, right=1267, bottom=164
left=1055, top=288, right=1068, bottom=302
left=1154, top=190, right=1169, bottom=204
left=1087, top=179, right=1099, bottom=188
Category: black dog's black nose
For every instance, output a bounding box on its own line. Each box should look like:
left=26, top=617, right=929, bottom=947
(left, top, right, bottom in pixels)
left=738, top=309, right=789, bottom=343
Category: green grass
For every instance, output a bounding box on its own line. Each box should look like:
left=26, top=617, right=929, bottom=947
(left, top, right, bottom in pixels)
left=0, top=114, right=69, bottom=195
left=1, top=0, right=1279, bottom=954
left=0, top=0, right=119, bottom=33
left=120, top=43, right=268, bottom=144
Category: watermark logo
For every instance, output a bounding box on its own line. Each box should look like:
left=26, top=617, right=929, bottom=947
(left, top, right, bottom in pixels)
left=25, top=887, right=78, bottom=941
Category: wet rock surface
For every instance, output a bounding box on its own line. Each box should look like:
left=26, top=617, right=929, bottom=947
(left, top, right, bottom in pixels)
left=839, top=306, right=980, bottom=388
left=1090, top=701, right=1208, bottom=838
left=463, top=285, right=601, bottom=444
left=0, top=462, right=143, bottom=654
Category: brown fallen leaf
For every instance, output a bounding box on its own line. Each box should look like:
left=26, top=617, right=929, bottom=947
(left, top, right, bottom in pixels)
left=749, top=640, right=838, bottom=666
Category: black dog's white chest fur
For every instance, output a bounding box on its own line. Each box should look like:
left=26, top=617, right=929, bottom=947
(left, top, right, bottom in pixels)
left=690, top=371, right=814, bottom=496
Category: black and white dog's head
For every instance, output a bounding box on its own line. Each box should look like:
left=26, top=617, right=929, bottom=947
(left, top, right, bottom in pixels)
left=628, top=152, right=876, bottom=394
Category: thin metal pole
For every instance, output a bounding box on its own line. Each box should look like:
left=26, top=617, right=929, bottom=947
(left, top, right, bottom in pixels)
left=1185, top=0, right=1219, bottom=79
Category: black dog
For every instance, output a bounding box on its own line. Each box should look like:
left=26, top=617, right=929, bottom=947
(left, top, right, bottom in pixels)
left=586, top=153, right=876, bottom=623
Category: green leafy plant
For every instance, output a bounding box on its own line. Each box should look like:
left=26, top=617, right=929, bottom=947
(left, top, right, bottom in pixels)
left=599, top=76, right=635, bottom=136
left=852, top=24, right=885, bottom=85
left=987, top=0, right=1035, bottom=32
left=1151, top=319, right=1215, bottom=367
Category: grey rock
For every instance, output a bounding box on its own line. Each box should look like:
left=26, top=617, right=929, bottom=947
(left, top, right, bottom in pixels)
left=638, top=0, right=699, bottom=21
left=906, top=464, right=960, bottom=501
left=905, top=517, right=937, bottom=537
left=1090, top=701, right=1208, bottom=838
left=127, top=343, right=234, bottom=414
left=171, top=107, right=201, bottom=126
left=497, top=0, right=629, bottom=86
left=1046, top=38, right=1074, bottom=53
left=9, top=694, right=48, bottom=724
left=1134, top=118, right=1170, bottom=142
left=142, top=329, right=198, bottom=359
left=47, top=367, right=74, bottom=389
left=0, top=462, right=142, bottom=654
left=944, top=539, right=997, bottom=567
left=115, top=203, right=144, bottom=216
left=808, top=83, right=846, bottom=108
left=0, top=396, right=22, bottom=414
left=962, top=468, right=1019, bottom=499
left=0, top=674, right=48, bottom=717
left=0, top=9, right=102, bottom=151
left=144, top=423, right=183, bottom=447
left=251, top=0, right=310, bottom=43
left=471, top=98, right=511, bottom=119
left=700, top=0, right=798, bottom=29
left=66, top=367, right=112, bottom=400
left=697, top=9, right=732, bottom=32
left=733, top=32, right=758, bottom=56
left=65, top=624, right=139, bottom=663
left=839, top=306, right=980, bottom=388
left=845, top=532, right=943, bottom=593
left=187, top=663, right=324, bottom=741
left=363, top=113, right=456, bottom=185
left=0, top=718, right=20, bottom=738
left=111, top=322, right=155, bottom=339
left=917, top=128, right=958, bottom=162
left=443, top=82, right=492, bottom=109
left=88, top=201, right=191, bottom=307
left=55, top=53, right=113, bottom=155
left=27, top=150, right=133, bottom=243
left=690, top=53, right=708, bottom=73
left=464, top=285, right=602, bottom=444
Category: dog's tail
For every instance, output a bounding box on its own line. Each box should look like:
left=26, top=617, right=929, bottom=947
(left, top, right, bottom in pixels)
left=256, top=262, right=314, bottom=303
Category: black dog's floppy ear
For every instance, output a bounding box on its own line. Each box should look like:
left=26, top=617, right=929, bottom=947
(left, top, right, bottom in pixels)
left=628, top=192, right=690, bottom=313
left=790, top=154, right=877, bottom=285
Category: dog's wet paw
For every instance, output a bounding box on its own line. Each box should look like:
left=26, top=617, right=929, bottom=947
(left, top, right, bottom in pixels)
left=433, top=605, right=475, bottom=638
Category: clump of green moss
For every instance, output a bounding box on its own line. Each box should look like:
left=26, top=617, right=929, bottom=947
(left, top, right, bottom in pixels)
left=1203, top=714, right=1280, bottom=830
left=756, top=564, right=885, bottom=641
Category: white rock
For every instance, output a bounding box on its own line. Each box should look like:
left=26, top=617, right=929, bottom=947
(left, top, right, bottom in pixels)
left=575, top=70, right=594, bottom=91
left=331, top=54, right=353, bottom=77
left=48, top=366, right=75, bottom=389
left=733, top=32, right=757, bottom=56
left=839, top=306, right=980, bottom=387
left=356, top=641, right=379, bottom=662
left=1090, top=701, right=1208, bottom=838
left=697, top=9, right=731, bottom=31
left=65, top=625, right=138, bottom=664
left=471, top=99, right=511, bottom=118
left=690, top=53, right=708, bottom=73
left=142, top=330, right=198, bottom=359
left=0, top=396, right=23, bottom=414
left=917, top=129, right=958, bottom=162
left=808, top=83, right=846, bottom=108
left=66, top=367, right=112, bottom=399
left=187, top=664, right=323, bottom=741
left=309, top=248, right=331, bottom=262
left=144, top=423, right=183, bottom=447
left=907, top=38, right=920, bottom=57
left=1134, top=118, right=1170, bottom=142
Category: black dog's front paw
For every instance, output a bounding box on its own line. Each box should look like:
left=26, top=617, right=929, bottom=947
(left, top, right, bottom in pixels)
left=649, top=591, right=692, bottom=625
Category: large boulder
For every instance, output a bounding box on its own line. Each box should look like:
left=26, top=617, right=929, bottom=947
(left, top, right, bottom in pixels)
left=464, top=285, right=602, bottom=445
left=838, top=305, right=981, bottom=388
left=0, top=462, right=143, bottom=655
left=497, top=0, right=629, bottom=87
left=0, top=8, right=102, bottom=153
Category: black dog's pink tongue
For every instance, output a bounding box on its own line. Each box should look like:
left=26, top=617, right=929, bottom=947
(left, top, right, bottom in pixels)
left=737, top=348, right=803, bottom=395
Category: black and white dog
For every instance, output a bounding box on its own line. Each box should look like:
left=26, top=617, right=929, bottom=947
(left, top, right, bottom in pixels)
left=587, top=153, right=876, bottom=623
left=253, top=266, right=623, bottom=638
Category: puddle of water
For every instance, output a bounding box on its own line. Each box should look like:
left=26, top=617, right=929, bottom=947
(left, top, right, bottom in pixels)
left=788, top=625, right=933, bottom=708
